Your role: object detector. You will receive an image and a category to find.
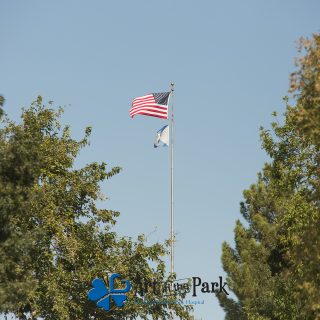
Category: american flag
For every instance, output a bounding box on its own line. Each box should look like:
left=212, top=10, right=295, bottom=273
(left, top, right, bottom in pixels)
left=130, top=92, right=170, bottom=119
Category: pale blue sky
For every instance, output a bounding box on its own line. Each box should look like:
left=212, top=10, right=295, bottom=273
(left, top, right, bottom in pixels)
left=1, top=1, right=319, bottom=319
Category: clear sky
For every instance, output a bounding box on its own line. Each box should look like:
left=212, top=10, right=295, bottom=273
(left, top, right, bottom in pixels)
left=1, top=1, right=319, bottom=319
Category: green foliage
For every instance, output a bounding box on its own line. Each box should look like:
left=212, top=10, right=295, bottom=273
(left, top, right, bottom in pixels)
left=0, top=97, right=192, bottom=320
left=218, top=34, right=320, bottom=320
left=0, top=95, right=4, bottom=116
left=289, top=34, right=320, bottom=141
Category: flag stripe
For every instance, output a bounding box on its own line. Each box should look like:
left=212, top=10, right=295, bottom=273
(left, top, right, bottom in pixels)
left=130, top=108, right=167, bottom=118
left=130, top=111, right=167, bottom=118
left=132, top=95, right=154, bottom=102
left=130, top=108, right=168, bottom=116
left=130, top=105, right=167, bottom=112
left=130, top=92, right=169, bottom=119
left=132, top=97, right=155, bottom=105
left=132, top=98, right=155, bottom=105
left=132, top=112, right=168, bottom=119
left=130, top=107, right=167, bottom=115
left=133, top=94, right=153, bottom=100
left=132, top=100, right=157, bottom=108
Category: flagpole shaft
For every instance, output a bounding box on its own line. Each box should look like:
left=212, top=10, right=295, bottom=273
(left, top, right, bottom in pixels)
left=170, top=83, right=174, bottom=277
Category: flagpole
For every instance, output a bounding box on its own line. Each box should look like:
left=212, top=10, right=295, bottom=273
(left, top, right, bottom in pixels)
left=170, top=83, right=175, bottom=277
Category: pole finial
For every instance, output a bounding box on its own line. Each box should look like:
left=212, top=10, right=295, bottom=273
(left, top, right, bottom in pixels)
left=170, top=83, right=174, bottom=92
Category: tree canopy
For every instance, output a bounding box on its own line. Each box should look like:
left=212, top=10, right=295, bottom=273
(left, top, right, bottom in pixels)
left=0, top=97, right=192, bottom=320
left=290, top=33, right=320, bottom=141
left=218, top=33, right=320, bottom=320
left=0, top=95, right=4, bottom=116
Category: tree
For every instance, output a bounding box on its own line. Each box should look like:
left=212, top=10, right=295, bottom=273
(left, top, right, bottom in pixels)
left=290, top=34, right=320, bottom=141
left=217, top=34, right=320, bottom=320
left=0, top=97, right=192, bottom=320
left=0, top=95, right=4, bottom=116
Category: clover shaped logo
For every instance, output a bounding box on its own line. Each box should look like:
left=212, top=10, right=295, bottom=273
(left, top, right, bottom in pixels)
left=88, top=273, right=131, bottom=311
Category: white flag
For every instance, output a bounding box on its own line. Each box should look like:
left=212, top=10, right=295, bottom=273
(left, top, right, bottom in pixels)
left=154, top=125, right=169, bottom=148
